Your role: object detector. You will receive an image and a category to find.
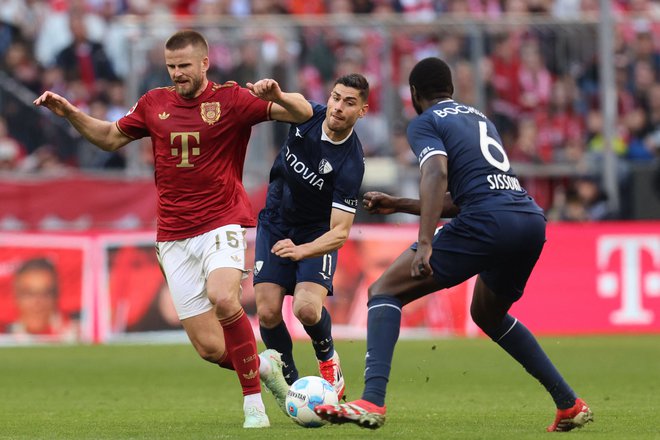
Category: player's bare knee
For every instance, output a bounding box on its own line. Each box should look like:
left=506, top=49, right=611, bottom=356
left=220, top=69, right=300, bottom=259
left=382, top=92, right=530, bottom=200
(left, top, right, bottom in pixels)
left=257, top=306, right=283, bottom=328
left=367, top=281, right=384, bottom=300
left=193, top=343, right=223, bottom=364
left=470, top=305, right=500, bottom=335
left=293, top=302, right=321, bottom=326
left=213, top=293, right=241, bottom=316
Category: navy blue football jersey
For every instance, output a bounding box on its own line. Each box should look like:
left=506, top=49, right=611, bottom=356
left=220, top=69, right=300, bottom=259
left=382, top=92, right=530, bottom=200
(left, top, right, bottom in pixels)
left=407, top=99, right=543, bottom=215
left=264, top=102, right=365, bottom=228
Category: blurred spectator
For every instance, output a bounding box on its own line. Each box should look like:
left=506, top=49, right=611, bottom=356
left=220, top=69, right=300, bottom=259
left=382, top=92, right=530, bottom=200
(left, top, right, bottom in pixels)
left=624, top=107, right=655, bottom=161
left=643, top=83, right=660, bottom=155
left=487, top=33, right=522, bottom=147
left=0, top=116, right=24, bottom=170
left=18, top=144, right=72, bottom=173
left=585, top=109, right=628, bottom=157
left=77, top=98, right=126, bottom=169
left=399, top=0, right=438, bottom=20
left=550, top=175, right=612, bottom=221
left=105, top=80, right=129, bottom=121
left=252, top=0, right=289, bottom=14
left=629, top=59, right=657, bottom=107
left=34, top=0, right=106, bottom=67
left=3, top=39, right=41, bottom=93
left=509, top=117, right=555, bottom=210
left=510, top=117, right=543, bottom=163
left=0, top=0, right=26, bottom=58
left=9, top=257, right=78, bottom=341
left=518, top=39, right=553, bottom=115
left=54, top=11, right=118, bottom=95
left=139, top=45, right=171, bottom=95
left=535, top=76, right=585, bottom=163
left=97, top=0, right=131, bottom=78
left=453, top=59, right=477, bottom=106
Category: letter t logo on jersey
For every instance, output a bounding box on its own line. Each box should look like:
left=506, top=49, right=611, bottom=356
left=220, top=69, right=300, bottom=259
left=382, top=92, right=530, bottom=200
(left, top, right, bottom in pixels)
left=170, top=132, right=201, bottom=168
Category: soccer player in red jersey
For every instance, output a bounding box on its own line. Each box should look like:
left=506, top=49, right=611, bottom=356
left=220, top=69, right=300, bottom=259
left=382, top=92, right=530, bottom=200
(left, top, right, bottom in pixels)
left=34, top=29, right=313, bottom=428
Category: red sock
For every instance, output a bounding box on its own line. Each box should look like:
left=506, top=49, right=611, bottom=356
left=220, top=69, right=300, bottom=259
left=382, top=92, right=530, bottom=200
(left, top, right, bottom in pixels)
left=220, top=309, right=261, bottom=396
left=217, top=351, right=234, bottom=371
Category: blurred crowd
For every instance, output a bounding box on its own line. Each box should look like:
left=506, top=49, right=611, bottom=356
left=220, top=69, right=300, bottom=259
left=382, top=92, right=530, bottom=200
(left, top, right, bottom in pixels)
left=0, top=0, right=659, bottom=220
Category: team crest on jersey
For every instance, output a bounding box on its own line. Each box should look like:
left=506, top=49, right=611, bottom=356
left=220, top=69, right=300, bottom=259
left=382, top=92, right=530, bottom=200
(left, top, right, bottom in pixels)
left=200, top=102, right=221, bottom=125
left=318, top=159, right=333, bottom=174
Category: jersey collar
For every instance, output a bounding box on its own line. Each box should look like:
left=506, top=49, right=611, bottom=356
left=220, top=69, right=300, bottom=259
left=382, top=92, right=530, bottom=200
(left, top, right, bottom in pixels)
left=321, top=127, right=353, bottom=145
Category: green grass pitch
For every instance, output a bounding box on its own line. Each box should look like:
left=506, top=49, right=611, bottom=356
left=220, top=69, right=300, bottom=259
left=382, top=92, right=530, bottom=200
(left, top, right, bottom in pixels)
left=1, top=335, right=659, bottom=439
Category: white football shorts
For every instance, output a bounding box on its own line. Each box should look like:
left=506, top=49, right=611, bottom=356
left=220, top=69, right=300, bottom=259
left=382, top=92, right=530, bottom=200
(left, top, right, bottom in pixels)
left=156, top=224, right=248, bottom=320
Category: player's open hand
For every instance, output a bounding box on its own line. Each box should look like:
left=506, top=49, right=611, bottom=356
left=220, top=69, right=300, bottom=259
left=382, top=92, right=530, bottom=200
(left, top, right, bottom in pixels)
left=363, top=191, right=397, bottom=215
left=247, top=79, right=283, bottom=102
left=33, top=91, right=76, bottom=118
left=272, top=238, right=304, bottom=261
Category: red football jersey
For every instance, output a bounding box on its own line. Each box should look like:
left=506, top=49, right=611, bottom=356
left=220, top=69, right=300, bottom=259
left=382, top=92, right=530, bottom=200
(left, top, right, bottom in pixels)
left=116, top=81, right=272, bottom=241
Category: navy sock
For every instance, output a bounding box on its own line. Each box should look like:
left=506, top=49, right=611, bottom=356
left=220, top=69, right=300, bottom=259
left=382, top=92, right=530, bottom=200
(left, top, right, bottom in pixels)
left=260, top=321, right=298, bottom=385
left=486, top=314, right=577, bottom=409
left=362, top=295, right=402, bottom=407
left=303, top=306, right=334, bottom=362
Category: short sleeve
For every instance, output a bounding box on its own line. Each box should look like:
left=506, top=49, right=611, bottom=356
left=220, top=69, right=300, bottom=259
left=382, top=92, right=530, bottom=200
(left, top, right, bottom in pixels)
left=116, top=94, right=150, bottom=139
left=332, top=150, right=365, bottom=214
left=406, top=115, right=447, bottom=169
left=232, top=86, right=271, bottom=126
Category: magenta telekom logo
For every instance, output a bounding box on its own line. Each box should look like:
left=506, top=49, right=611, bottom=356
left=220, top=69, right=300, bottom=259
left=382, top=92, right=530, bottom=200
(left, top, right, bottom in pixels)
left=597, top=235, right=660, bottom=325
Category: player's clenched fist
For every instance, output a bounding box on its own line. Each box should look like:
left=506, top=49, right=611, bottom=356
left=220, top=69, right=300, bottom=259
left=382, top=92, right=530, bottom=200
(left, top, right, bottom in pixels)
left=33, top=91, right=76, bottom=118
left=363, top=191, right=397, bottom=215
left=246, top=79, right=283, bottom=102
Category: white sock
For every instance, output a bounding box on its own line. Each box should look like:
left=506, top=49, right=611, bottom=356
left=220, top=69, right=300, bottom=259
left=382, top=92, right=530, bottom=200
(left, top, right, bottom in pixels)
left=244, top=392, right=265, bottom=410
left=258, top=354, right=271, bottom=376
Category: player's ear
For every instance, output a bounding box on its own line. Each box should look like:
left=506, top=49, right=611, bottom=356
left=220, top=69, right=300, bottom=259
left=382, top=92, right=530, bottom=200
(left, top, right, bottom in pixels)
left=358, top=103, right=369, bottom=118
left=410, top=85, right=418, bottom=101
left=201, top=55, right=210, bottom=73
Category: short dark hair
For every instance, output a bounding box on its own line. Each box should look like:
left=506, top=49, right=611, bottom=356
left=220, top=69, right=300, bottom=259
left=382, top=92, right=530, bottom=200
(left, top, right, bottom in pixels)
left=408, top=57, right=454, bottom=100
left=14, top=257, right=59, bottom=296
left=165, top=30, right=208, bottom=54
left=335, top=73, right=370, bottom=102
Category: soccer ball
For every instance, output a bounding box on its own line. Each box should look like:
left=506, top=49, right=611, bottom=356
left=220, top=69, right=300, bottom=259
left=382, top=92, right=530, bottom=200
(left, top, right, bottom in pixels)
left=285, top=376, right=338, bottom=427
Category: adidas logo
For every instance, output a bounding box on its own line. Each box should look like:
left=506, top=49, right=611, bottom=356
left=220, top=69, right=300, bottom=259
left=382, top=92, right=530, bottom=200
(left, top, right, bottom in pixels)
left=158, top=112, right=170, bottom=120
left=242, top=369, right=258, bottom=380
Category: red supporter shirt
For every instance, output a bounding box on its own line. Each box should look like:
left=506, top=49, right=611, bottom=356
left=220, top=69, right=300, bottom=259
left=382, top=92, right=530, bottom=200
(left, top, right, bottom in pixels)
left=116, top=81, right=272, bottom=241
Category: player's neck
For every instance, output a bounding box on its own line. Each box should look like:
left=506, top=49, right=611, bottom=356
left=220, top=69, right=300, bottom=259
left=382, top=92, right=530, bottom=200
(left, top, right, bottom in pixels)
left=321, top=121, right=352, bottom=144
left=417, top=97, right=451, bottom=113
left=190, top=78, right=210, bottom=99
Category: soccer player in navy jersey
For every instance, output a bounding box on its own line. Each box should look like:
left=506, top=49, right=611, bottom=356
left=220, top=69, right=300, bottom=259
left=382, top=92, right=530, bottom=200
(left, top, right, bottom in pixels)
left=34, top=30, right=313, bottom=428
left=254, top=74, right=369, bottom=411
left=316, top=57, right=593, bottom=432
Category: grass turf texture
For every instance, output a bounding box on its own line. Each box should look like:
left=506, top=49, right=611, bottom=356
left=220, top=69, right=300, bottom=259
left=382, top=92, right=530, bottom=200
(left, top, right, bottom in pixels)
left=1, top=335, right=658, bottom=439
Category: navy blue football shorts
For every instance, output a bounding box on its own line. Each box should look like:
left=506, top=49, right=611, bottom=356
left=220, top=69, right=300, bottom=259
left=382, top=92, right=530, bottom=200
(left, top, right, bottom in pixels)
left=253, top=216, right=336, bottom=295
left=412, top=211, right=546, bottom=301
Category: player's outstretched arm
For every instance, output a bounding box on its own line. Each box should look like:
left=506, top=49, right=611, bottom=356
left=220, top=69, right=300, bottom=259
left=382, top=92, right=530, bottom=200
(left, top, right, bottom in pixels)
left=363, top=191, right=458, bottom=218
left=246, top=78, right=312, bottom=124
left=34, top=91, right=132, bottom=152
left=363, top=191, right=419, bottom=216
left=271, top=209, right=355, bottom=261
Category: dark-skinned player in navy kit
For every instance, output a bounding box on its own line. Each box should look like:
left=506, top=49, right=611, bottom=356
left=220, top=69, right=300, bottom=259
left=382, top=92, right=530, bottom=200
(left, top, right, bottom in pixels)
left=316, top=57, right=593, bottom=432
